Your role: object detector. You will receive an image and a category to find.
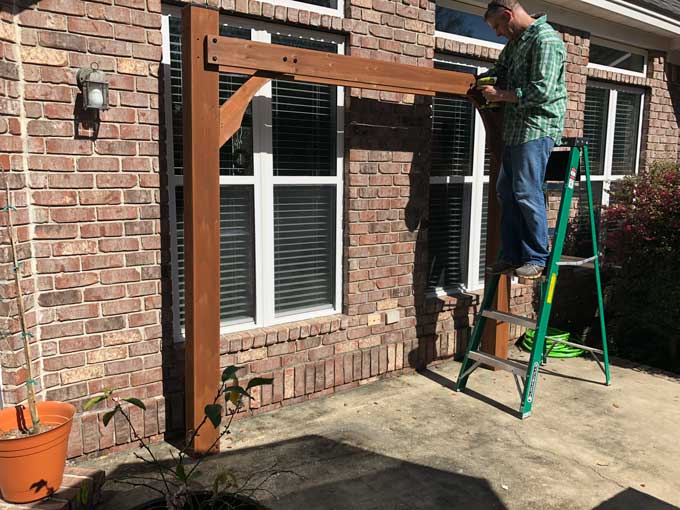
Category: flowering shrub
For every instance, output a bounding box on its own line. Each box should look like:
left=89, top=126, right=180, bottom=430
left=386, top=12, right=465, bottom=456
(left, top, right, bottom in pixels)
left=602, top=161, right=680, bottom=373
left=603, top=161, right=680, bottom=264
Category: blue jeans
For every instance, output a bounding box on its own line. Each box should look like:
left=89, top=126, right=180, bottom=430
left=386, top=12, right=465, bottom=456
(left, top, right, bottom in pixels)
left=496, top=137, right=554, bottom=267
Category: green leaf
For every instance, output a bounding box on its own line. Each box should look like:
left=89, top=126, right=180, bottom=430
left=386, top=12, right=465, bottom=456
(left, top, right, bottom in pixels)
left=102, top=409, right=117, bottom=427
left=123, top=397, right=146, bottom=410
left=84, top=395, right=107, bottom=411
left=175, top=463, right=187, bottom=481
left=246, top=377, right=273, bottom=389
left=204, top=404, right=222, bottom=428
left=221, top=366, right=239, bottom=382
left=224, top=385, right=253, bottom=402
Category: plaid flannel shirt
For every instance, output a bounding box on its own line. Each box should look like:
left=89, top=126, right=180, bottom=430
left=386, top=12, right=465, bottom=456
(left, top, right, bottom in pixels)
left=492, top=16, right=568, bottom=145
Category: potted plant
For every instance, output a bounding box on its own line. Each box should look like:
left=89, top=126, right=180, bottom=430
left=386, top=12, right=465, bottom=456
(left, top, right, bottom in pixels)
left=85, top=366, right=275, bottom=510
left=0, top=169, right=76, bottom=503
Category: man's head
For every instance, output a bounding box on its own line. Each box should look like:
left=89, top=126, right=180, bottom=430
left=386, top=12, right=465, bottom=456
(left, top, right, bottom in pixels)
left=484, top=0, right=533, bottom=40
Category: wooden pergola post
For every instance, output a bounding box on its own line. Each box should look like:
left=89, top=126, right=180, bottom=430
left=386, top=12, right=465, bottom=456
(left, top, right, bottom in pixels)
left=181, top=4, right=511, bottom=453
left=182, top=5, right=221, bottom=454
left=479, top=112, right=510, bottom=362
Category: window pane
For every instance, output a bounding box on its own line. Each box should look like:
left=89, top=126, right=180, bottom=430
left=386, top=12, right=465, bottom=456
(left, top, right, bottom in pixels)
left=175, top=186, right=256, bottom=326
left=428, top=183, right=470, bottom=289
left=432, top=63, right=475, bottom=177
left=478, top=183, right=489, bottom=282
left=219, top=186, right=256, bottom=323
left=168, top=19, right=252, bottom=176
left=274, top=186, right=336, bottom=315
left=583, top=86, right=608, bottom=176
left=294, top=0, right=337, bottom=7
left=590, top=43, right=645, bottom=73
left=611, top=92, right=641, bottom=176
left=219, top=26, right=253, bottom=176
left=169, top=16, right=184, bottom=176
left=435, top=4, right=506, bottom=44
left=175, top=186, right=186, bottom=326
left=569, top=181, right=604, bottom=257
left=272, top=35, right=338, bottom=177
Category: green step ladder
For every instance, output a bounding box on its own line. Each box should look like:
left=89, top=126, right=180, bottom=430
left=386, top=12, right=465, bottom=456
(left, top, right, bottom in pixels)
left=455, top=137, right=611, bottom=418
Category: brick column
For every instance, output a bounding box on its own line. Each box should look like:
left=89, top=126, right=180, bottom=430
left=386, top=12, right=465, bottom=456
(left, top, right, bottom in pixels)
left=640, top=52, right=680, bottom=169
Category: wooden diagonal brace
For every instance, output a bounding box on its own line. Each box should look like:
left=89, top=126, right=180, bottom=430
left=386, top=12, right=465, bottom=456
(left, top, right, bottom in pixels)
left=219, top=73, right=273, bottom=148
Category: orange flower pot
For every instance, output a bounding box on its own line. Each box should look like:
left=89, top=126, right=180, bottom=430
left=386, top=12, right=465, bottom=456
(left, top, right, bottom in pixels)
left=0, top=401, right=76, bottom=503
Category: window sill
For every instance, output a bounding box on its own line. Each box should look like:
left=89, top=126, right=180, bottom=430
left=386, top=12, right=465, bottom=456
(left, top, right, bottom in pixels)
left=219, top=314, right=347, bottom=355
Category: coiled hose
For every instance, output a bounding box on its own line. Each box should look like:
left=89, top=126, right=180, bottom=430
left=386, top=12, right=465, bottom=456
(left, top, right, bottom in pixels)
left=521, top=327, right=584, bottom=358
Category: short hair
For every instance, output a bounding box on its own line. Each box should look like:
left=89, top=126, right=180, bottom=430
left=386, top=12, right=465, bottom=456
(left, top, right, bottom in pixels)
left=484, top=0, right=520, bottom=20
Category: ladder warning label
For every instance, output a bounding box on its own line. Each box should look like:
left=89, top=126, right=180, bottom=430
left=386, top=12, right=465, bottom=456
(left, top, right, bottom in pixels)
left=568, top=167, right=577, bottom=189
left=527, top=361, right=540, bottom=403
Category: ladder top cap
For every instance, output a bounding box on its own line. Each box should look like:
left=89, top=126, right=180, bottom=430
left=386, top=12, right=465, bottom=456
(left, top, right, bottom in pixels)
left=557, top=137, right=586, bottom=147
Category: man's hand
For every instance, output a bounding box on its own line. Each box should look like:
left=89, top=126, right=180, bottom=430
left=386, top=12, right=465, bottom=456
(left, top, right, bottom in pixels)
left=479, top=86, right=518, bottom=103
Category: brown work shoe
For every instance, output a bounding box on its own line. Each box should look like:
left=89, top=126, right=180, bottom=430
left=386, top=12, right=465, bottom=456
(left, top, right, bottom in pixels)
left=515, top=263, right=545, bottom=279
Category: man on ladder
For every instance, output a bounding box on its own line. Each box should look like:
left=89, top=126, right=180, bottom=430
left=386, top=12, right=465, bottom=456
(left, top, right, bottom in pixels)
left=477, top=0, right=568, bottom=279
left=456, top=0, right=610, bottom=418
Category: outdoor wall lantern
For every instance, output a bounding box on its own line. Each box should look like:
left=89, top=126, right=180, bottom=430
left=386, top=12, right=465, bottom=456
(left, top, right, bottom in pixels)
left=76, top=63, right=109, bottom=111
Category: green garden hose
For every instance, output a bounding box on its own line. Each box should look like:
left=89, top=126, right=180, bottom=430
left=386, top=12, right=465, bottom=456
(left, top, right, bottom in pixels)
left=521, top=327, right=584, bottom=358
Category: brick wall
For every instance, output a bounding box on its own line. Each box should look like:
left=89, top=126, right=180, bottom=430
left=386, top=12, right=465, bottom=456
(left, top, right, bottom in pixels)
left=0, top=0, right=165, bottom=457
left=2, top=0, right=680, bottom=459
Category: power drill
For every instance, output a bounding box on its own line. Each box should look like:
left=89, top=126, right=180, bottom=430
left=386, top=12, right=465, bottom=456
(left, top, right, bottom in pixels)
left=476, top=75, right=501, bottom=110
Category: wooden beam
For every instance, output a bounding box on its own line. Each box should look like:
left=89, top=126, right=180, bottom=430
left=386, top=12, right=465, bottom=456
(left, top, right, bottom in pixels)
left=183, top=5, right=220, bottom=454
left=207, top=35, right=474, bottom=97
left=216, top=67, right=438, bottom=98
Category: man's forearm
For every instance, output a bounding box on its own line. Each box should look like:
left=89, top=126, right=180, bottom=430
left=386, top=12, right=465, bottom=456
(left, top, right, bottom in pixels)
left=497, top=89, right=519, bottom=103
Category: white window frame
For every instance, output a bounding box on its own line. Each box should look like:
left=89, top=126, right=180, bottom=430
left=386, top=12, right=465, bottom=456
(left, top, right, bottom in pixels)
left=586, top=81, right=645, bottom=206
left=162, top=6, right=345, bottom=339
left=434, top=0, right=506, bottom=52
left=274, top=0, right=344, bottom=18
left=587, top=36, right=648, bottom=79
left=430, top=54, right=490, bottom=295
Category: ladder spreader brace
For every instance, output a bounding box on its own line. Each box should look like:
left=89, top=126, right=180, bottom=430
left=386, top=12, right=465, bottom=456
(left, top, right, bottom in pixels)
left=455, top=137, right=611, bottom=418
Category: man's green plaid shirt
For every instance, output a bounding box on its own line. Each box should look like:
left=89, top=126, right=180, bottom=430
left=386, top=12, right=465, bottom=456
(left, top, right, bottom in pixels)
left=492, top=16, right=567, bottom=145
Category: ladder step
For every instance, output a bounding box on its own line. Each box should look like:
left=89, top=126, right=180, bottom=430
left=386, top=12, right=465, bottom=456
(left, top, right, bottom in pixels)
left=549, top=337, right=604, bottom=355
left=468, top=351, right=528, bottom=377
left=482, top=310, right=537, bottom=329
left=557, top=255, right=597, bottom=268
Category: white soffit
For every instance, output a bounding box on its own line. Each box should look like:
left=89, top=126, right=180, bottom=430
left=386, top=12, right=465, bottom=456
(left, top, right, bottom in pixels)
left=542, top=0, right=680, bottom=38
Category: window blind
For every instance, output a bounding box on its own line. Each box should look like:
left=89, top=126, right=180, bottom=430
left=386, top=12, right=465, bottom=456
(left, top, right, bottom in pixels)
left=169, top=20, right=251, bottom=176
left=270, top=35, right=338, bottom=316
left=271, top=35, right=337, bottom=177
left=611, top=92, right=641, bottom=176
left=274, top=186, right=335, bottom=314
left=428, top=183, right=469, bottom=289
left=583, top=87, right=609, bottom=176
left=432, top=62, right=475, bottom=177
left=169, top=19, right=256, bottom=326
left=478, top=183, right=489, bottom=281
left=174, top=186, right=256, bottom=326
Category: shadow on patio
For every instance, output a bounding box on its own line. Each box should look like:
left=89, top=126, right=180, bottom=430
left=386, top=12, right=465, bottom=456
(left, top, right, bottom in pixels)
left=97, top=435, right=507, bottom=510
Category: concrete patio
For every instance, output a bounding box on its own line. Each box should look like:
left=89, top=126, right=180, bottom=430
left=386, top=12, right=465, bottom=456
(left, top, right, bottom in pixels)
left=78, top=348, right=680, bottom=510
